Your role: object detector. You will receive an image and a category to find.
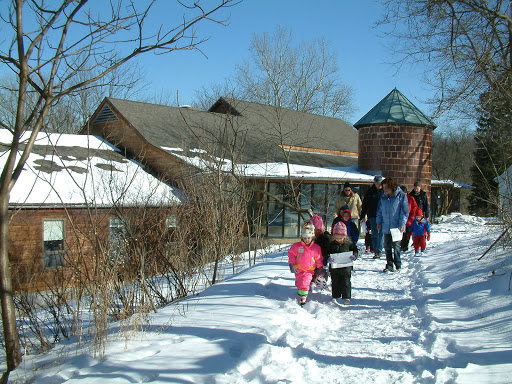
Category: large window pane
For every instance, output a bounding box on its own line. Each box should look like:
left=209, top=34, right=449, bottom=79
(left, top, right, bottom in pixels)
left=326, top=184, right=341, bottom=230
left=300, top=183, right=312, bottom=210
left=312, top=184, right=326, bottom=217
left=43, top=219, right=65, bottom=269
left=109, top=217, right=126, bottom=260
left=267, top=183, right=283, bottom=237
left=283, top=206, right=299, bottom=237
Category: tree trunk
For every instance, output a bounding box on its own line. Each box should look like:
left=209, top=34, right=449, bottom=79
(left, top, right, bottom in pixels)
left=0, top=194, right=22, bottom=375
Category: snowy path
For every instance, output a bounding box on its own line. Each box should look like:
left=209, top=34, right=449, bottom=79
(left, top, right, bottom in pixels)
left=212, top=251, right=438, bottom=383
left=13, top=214, right=512, bottom=383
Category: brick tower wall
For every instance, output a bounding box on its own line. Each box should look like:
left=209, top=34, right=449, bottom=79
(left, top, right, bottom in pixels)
left=358, top=124, right=432, bottom=197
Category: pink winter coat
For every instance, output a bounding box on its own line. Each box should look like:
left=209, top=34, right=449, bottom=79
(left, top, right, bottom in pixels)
left=288, top=241, right=323, bottom=272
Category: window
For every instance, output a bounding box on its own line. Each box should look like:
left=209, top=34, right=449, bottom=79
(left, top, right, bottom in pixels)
left=267, top=183, right=284, bottom=237
left=166, top=215, right=177, bottom=229
left=43, top=219, right=65, bottom=269
left=165, top=215, right=178, bottom=258
left=109, top=217, right=126, bottom=260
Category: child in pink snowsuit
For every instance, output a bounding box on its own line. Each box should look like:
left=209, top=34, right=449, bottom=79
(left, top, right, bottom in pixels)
left=288, top=221, right=324, bottom=305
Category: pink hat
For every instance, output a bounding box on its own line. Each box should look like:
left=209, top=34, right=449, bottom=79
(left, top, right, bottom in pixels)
left=310, top=215, right=324, bottom=232
left=332, top=222, right=347, bottom=236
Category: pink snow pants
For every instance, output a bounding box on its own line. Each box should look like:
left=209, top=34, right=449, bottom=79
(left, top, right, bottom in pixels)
left=295, top=270, right=315, bottom=293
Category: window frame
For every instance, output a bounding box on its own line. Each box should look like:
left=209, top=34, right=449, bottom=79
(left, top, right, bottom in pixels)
left=42, top=219, right=65, bottom=269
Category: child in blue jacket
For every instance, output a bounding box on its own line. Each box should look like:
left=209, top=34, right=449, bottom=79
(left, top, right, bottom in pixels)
left=408, top=208, right=431, bottom=256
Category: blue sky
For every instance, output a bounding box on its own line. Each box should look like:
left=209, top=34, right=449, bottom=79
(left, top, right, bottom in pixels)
left=0, top=0, right=433, bottom=126
left=140, top=0, right=434, bottom=125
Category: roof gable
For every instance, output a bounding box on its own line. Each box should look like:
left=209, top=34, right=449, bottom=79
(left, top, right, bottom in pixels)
left=354, top=88, right=436, bottom=129
left=208, top=98, right=358, bottom=164
left=87, top=97, right=358, bottom=169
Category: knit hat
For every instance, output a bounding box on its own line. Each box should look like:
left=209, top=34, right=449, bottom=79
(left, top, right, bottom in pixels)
left=343, top=182, right=352, bottom=189
left=310, top=215, right=324, bottom=232
left=415, top=208, right=423, bottom=217
left=374, top=175, right=383, bottom=184
left=301, top=221, right=315, bottom=238
left=332, top=222, right=347, bottom=236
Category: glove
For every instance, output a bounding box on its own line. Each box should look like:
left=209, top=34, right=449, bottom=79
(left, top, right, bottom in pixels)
left=314, top=274, right=327, bottom=290
left=349, top=254, right=357, bottom=261
left=427, top=233, right=431, bottom=241
left=289, top=264, right=299, bottom=274
left=327, top=257, right=334, bottom=264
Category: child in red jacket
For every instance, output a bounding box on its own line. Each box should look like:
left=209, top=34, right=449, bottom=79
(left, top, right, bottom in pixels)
left=288, top=221, right=324, bottom=306
left=401, top=185, right=418, bottom=252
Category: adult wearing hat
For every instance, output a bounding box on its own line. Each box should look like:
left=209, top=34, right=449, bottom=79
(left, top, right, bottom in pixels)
left=409, top=181, right=430, bottom=222
left=360, top=175, right=385, bottom=258
left=333, top=182, right=362, bottom=227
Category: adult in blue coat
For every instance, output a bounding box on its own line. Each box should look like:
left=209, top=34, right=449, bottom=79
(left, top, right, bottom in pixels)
left=377, top=178, right=409, bottom=272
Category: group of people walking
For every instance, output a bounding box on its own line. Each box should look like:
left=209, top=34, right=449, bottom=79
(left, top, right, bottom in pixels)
left=288, top=177, right=431, bottom=306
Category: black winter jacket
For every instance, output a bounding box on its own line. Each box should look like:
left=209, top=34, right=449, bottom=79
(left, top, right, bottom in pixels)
left=409, top=190, right=430, bottom=219
left=314, top=232, right=331, bottom=263
left=360, top=185, right=384, bottom=219
left=326, top=238, right=358, bottom=270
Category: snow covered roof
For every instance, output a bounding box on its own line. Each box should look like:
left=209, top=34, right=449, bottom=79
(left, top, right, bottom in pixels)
left=431, top=180, right=475, bottom=189
left=159, top=148, right=374, bottom=183
left=1, top=130, right=183, bottom=208
left=160, top=148, right=473, bottom=186
left=240, top=163, right=375, bottom=182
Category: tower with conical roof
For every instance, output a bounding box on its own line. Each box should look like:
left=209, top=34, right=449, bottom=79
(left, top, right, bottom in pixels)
left=354, top=88, right=436, bottom=197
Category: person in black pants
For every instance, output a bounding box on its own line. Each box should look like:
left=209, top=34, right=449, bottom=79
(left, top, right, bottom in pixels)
left=360, top=175, right=385, bottom=258
left=326, top=222, right=358, bottom=305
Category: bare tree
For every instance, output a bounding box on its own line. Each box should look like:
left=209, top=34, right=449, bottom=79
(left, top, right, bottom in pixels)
left=378, top=0, right=512, bottom=255
left=191, top=27, right=356, bottom=231
left=432, top=122, right=475, bottom=214
left=1, top=63, right=147, bottom=134
left=194, top=26, right=355, bottom=120
left=378, top=0, right=512, bottom=120
left=0, top=0, right=239, bottom=378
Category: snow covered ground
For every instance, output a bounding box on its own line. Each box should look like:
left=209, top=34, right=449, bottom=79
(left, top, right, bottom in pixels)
left=10, top=213, right=512, bottom=383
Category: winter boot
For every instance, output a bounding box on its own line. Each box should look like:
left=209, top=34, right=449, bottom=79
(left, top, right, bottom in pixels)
left=297, top=294, right=308, bottom=306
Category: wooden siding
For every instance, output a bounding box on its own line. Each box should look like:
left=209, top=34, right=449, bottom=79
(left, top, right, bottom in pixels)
left=9, top=206, right=179, bottom=292
left=9, top=208, right=110, bottom=292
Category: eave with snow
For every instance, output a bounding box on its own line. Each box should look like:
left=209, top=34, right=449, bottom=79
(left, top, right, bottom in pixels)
left=3, top=130, right=182, bottom=209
